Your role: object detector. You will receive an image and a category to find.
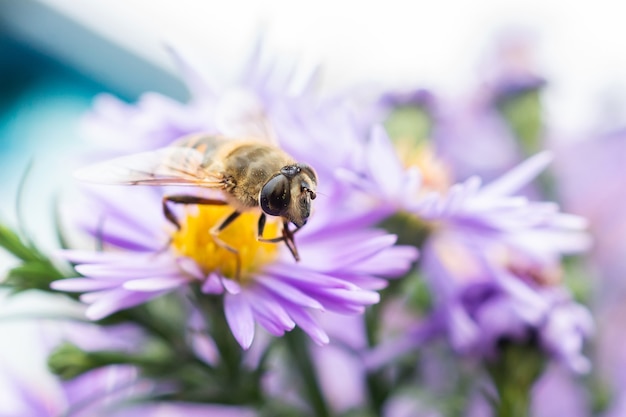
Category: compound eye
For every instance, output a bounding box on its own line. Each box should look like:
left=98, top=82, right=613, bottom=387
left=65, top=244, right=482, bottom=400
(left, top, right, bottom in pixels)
left=260, top=174, right=291, bottom=216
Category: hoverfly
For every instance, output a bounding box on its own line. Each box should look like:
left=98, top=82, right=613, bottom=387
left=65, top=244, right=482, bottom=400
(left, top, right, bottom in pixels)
left=75, top=134, right=318, bottom=278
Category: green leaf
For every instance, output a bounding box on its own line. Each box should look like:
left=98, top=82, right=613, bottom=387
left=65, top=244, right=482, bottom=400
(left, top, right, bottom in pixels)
left=0, top=223, right=41, bottom=262
left=5, top=261, right=64, bottom=292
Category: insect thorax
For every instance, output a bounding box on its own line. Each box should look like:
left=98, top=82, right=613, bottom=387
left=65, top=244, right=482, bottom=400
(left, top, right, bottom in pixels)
left=223, top=144, right=293, bottom=209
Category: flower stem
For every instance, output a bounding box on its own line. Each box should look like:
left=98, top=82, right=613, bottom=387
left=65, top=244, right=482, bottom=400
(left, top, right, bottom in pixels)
left=486, top=341, right=545, bottom=417
left=364, top=304, right=389, bottom=415
left=284, top=329, right=331, bottom=417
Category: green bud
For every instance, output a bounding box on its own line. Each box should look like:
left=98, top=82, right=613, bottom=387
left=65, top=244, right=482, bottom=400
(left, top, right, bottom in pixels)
left=48, top=342, right=95, bottom=380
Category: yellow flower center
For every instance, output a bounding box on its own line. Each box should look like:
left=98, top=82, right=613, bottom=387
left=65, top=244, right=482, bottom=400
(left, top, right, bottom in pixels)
left=170, top=205, right=280, bottom=283
left=394, top=139, right=452, bottom=194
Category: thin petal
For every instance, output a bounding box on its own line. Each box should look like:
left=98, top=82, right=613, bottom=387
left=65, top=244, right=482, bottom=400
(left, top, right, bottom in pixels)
left=85, top=290, right=163, bottom=320
left=480, top=151, right=552, bottom=197
left=51, top=278, right=119, bottom=292
left=256, top=276, right=324, bottom=310
left=123, top=276, right=188, bottom=291
left=221, top=277, right=241, bottom=294
left=284, top=305, right=329, bottom=345
left=202, top=274, right=224, bottom=294
left=366, top=125, right=404, bottom=196
left=224, top=293, right=255, bottom=349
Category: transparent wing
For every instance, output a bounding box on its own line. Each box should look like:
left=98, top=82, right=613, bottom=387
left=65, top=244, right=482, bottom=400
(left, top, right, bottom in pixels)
left=214, top=91, right=279, bottom=146
left=74, top=147, right=223, bottom=187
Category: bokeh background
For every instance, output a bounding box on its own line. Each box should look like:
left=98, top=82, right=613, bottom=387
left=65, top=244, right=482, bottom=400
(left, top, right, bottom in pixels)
left=2, top=0, right=626, bottom=412
left=3, top=0, right=626, bottom=238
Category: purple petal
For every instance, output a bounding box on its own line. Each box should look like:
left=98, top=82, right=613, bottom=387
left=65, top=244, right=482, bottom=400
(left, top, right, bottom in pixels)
left=177, top=257, right=206, bottom=279
left=255, top=276, right=324, bottom=310
left=283, top=305, right=329, bottom=345
left=123, top=276, right=188, bottom=291
left=263, top=264, right=357, bottom=289
left=51, top=278, right=120, bottom=292
left=201, top=274, right=225, bottom=294
left=221, top=277, right=241, bottom=294
left=247, top=287, right=295, bottom=330
left=366, top=125, right=404, bottom=196
left=480, top=151, right=552, bottom=197
left=224, top=293, right=255, bottom=349
left=84, top=290, right=165, bottom=320
left=75, top=259, right=179, bottom=278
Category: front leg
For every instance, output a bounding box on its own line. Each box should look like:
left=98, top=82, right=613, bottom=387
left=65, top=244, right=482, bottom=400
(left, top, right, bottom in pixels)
left=257, top=214, right=302, bottom=262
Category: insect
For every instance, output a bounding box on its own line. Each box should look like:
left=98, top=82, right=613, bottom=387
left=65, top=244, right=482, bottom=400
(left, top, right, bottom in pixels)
left=75, top=134, right=318, bottom=278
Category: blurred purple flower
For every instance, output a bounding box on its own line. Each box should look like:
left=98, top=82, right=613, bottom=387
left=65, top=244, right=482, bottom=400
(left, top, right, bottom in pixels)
left=555, top=129, right=626, bottom=411
left=350, top=126, right=592, bottom=373
left=0, top=365, right=143, bottom=417
left=111, top=402, right=258, bottom=417
left=531, top=365, right=590, bottom=417
left=415, top=152, right=592, bottom=373
left=555, top=129, right=626, bottom=293
left=0, top=321, right=148, bottom=417
left=336, top=125, right=423, bottom=220
left=81, top=38, right=321, bottom=155
left=431, top=93, right=523, bottom=183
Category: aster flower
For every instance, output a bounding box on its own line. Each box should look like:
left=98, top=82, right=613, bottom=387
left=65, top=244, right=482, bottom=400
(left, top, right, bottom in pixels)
left=349, top=126, right=591, bottom=374
left=55, top=39, right=418, bottom=350
left=416, top=151, right=592, bottom=373
left=555, top=128, right=626, bottom=413
left=53, top=179, right=416, bottom=349
left=0, top=320, right=148, bottom=417
left=53, top=112, right=415, bottom=348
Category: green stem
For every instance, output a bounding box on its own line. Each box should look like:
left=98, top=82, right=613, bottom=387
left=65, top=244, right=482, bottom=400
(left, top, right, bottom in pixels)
left=192, top=290, right=264, bottom=405
left=364, top=304, right=389, bottom=415
left=284, top=329, right=330, bottom=417
left=199, top=295, right=243, bottom=382
left=486, top=342, right=545, bottom=417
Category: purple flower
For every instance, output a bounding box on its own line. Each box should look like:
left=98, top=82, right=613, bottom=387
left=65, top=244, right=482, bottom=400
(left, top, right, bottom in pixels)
left=54, top=43, right=419, bottom=349
left=336, top=125, right=423, bottom=220
left=54, top=183, right=415, bottom=349
left=350, top=127, right=592, bottom=372
left=415, top=151, right=592, bottom=372
left=431, top=93, right=523, bottom=183
left=555, top=129, right=626, bottom=409
left=0, top=321, right=147, bottom=417
left=81, top=38, right=321, bottom=155
left=110, top=403, right=257, bottom=417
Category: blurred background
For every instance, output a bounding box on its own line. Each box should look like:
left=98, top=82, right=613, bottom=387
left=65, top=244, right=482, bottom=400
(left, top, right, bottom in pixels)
left=2, top=0, right=626, bottom=238
left=3, top=0, right=626, bottom=229
left=2, top=0, right=626, bottom=411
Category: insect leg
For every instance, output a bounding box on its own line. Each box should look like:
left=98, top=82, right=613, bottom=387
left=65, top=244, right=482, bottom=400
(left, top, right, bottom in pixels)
left=282, top=221, right=301, bottom=262
left=162, top=194, right=227, bottom=229
left=210, top=210, right=243, bottom=281
left=256, top=214, right=302, bottom=262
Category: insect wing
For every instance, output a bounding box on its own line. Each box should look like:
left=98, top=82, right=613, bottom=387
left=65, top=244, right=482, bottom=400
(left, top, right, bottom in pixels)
left=74, top=147, right=221, bottom=187
left=214, top=93, right=279, bottom=146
